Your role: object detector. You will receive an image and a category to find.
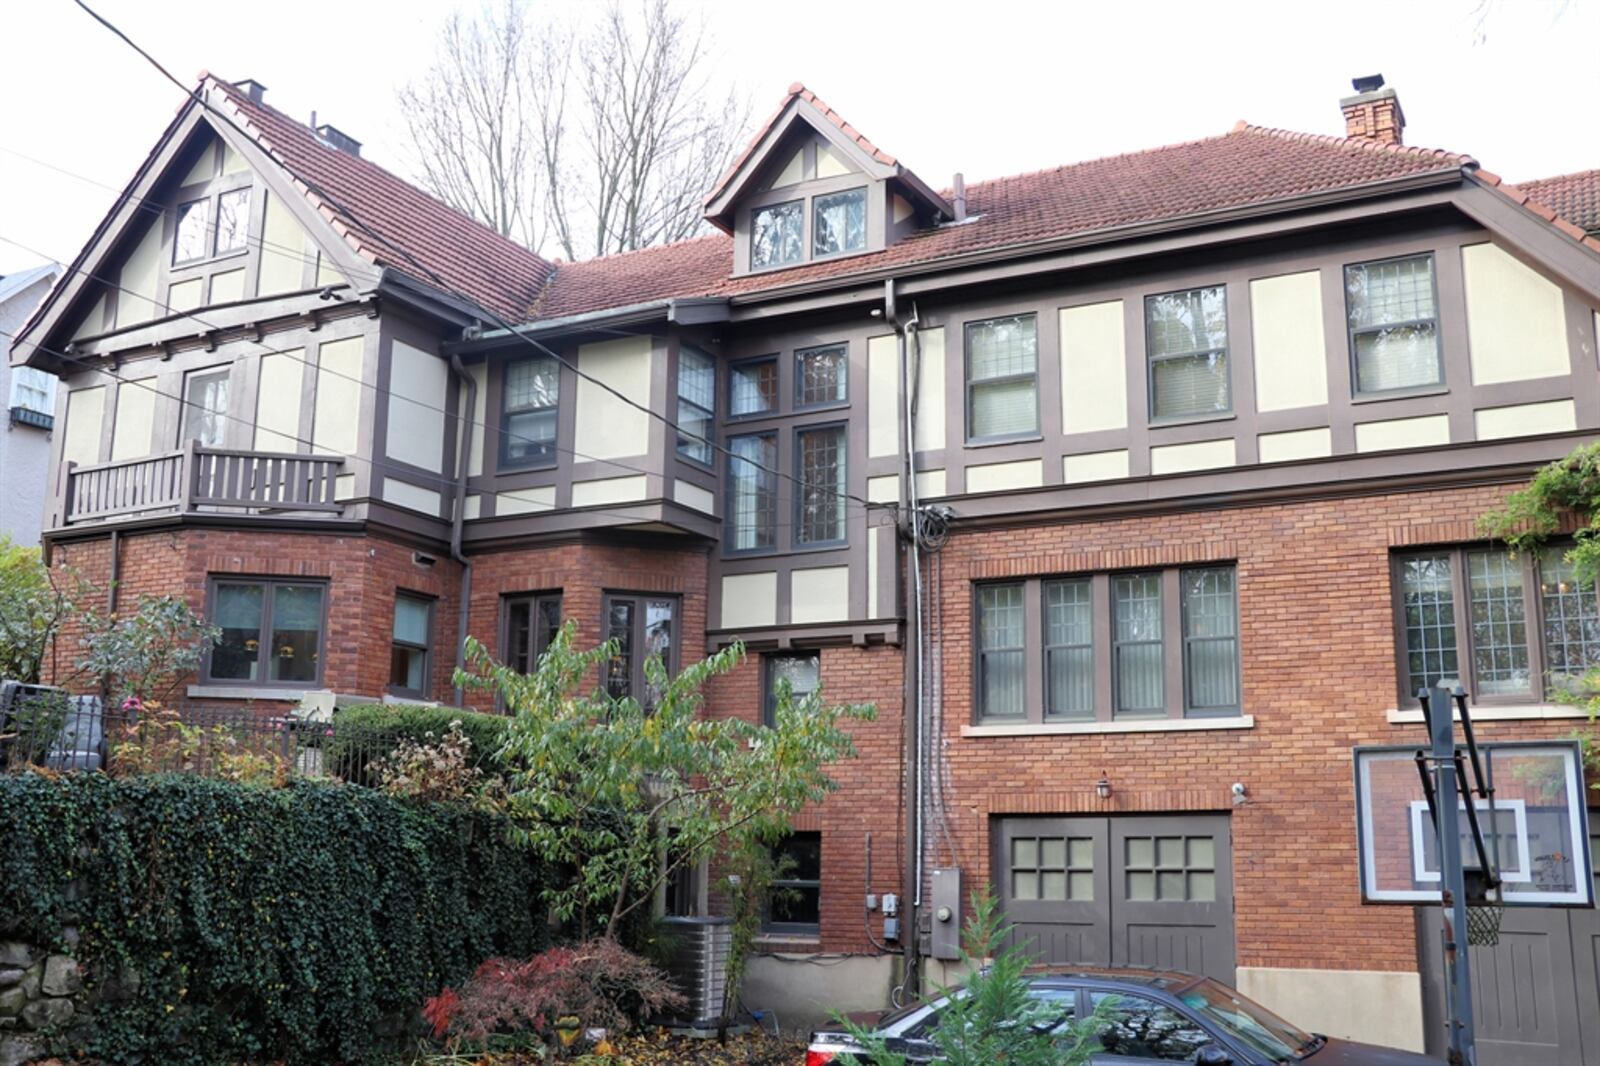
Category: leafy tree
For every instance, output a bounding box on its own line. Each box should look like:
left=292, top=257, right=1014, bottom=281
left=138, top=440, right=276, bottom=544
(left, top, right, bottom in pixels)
left=457, top=621, right=873, bottom=940
left=0, top=537, right=83, bottom=683
left=839, top=892, right=1113, bottom=1066
left=77, top=595, right=220, bottom=705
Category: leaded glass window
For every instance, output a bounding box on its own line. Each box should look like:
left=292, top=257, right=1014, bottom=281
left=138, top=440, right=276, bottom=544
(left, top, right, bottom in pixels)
left=1044, top=579, right=1093, bottom=719
left=730, top=357, right=778, bottom=417
left=966, top=314, right=1038, bottom=440
left=796, top=344, right=848, bottom=407
left=1399, top=554, right=1460, bottom=696
left=675, top=346, right=715, bottom=465
left=1182, top=567, right=1239, bottom=712
left=977, top=584, right=1025, bottom=719
left=501, top=356, right=559, bottom=467
left=1346, top=255, right=1441, bottom=394
left=1540, top=548, right=1600, bottom=685
left=1114, top=573, right=1164, bottom=715
left=751, top=200, right=803, bottom=269
left=727, top=432, right=777, bottom=552
left=1467, top=551, right=1530, bottom=697
left=1146, top=286, right=1230, bottom=419
left=795, top=424, right=846, bottom=545
left=813, top=188, right=867, bottom=257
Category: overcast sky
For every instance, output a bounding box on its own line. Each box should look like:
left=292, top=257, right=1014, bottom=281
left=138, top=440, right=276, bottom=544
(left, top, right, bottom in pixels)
left=0, top=0, right=1595, bottom=277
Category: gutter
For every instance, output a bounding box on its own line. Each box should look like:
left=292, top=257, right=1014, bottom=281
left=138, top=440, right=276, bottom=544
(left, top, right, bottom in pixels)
left=448, top=353, right=477, bottom=706
left=459, top=297, right=731, bottom=351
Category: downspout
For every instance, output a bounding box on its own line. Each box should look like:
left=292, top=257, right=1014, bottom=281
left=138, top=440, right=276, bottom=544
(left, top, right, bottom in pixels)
left=887, top=278, right=924, bottom=997
left=448, top=353, right=476, bottom=707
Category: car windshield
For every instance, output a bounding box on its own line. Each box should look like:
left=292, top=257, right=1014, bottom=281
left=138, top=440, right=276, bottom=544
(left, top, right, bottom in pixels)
left=1177, top=978, right=1315, bottom=1059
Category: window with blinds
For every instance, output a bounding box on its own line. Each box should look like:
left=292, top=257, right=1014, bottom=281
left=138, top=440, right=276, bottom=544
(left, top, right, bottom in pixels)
left=1345, top=255, right=1441, bottom=394
left=1145, top=287, right=1230, bottom=419
left=501, top=356, right=559, bottom=468
left=965, top=314, right=1038, bottom=440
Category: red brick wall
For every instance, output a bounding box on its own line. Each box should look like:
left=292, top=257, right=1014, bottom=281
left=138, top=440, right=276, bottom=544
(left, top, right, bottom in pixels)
left=928, top=481, right=1579, bottom=973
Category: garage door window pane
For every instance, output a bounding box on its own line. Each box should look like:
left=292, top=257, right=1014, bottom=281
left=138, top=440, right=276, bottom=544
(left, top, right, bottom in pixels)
left=1012, top=839, right=1038, bottom=867
left=1188, top=871, right=1216, bottom=901
left=1040, top=838, right=1065, bottom=867
left=1127, top=871, right=1155, bottom=901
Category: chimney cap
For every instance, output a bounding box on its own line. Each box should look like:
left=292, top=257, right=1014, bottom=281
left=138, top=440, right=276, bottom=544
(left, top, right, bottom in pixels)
left=1350, top=74, right=1386, bottom=94
left=313, top=122, right=362, bottom=157
left=232, top=78, right=267, bottom=104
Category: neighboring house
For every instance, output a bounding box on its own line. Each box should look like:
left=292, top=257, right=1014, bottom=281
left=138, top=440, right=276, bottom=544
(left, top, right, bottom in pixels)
left=0, top=263, right=63, bottom=545
left=10, top=73, right=1600, bottom=1059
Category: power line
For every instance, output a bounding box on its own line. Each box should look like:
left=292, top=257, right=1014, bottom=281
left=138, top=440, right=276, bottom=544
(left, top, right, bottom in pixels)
left=0, top=232, right=873, bottom=527
left=65, top=0, right=879, bottom=514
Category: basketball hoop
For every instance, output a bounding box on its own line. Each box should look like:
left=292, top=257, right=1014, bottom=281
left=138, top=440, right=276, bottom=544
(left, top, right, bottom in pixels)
left=1463, top=869, right=1503, bottom=948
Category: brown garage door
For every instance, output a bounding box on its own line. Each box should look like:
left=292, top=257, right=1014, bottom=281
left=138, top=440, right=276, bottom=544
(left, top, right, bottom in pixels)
left=996, top=814, right=1235, bottom=984
left=1420, top=814, right=1600, bottom=1065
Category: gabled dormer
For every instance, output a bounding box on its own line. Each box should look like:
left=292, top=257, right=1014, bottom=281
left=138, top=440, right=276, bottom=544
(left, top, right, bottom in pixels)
left=704, top=84, right=952, bottom=276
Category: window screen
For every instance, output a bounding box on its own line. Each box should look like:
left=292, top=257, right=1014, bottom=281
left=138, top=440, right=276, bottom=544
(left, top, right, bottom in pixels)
left=389, top=594, right=432, bottom=694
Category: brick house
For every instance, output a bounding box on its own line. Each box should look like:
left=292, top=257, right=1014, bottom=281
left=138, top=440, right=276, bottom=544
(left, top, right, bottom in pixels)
left=10, top=73, right=1600, bottom=1056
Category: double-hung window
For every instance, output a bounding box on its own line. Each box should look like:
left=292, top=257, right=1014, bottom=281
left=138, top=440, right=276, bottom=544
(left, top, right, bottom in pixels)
left=1146, top=286, right=1230, bottom=419
left=1394, top=545, right=1600, bottom=703
left=765, top=831, right=822, bottom=935
left=180, top=367, right=229, bottom=447
left=675, top=346, right=715, bottom=465
left=206, top=578, right=327, bottom=686
left=795, top=344, right=848, bottom=407
left=729, top=357, right=778, bottom=418
left=603, top=593, right=677, bottom=708
left=503, top=592, right=562, bottom=674
left=795, top=424, right=846, bottom=545
left=765, top=651, right=821, bottom=726
left=1346, top=254, right=1441, bottom=394
left=975, top=566, right=1240, bottom=723
left=501, top=356, right=559, bottom=468
left=389, top=593, right=433, bottom=697
left=965, top=314, right=1038, bottom=440
left=727, top=432, right=777, bottom=552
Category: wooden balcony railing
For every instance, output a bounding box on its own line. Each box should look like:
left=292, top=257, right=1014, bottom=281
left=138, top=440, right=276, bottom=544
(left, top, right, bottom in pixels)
left=62, top=441, right=346, bottom=526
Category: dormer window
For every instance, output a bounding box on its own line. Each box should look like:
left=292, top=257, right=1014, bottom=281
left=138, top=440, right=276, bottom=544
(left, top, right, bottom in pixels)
left=813, top=188, right=867, bottom=257
left=752, top=200, right=804, bottom=269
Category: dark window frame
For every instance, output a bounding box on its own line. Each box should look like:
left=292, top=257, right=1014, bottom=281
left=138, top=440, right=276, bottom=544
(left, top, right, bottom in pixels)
left=1391, top=543, right=1600, bottom=706
left=1344, top=251, right=1444, bottom=398
left=763, top=650, right=821, bottom=727
left=1144, top=284, right=1233, bottom=423
left=388, top=591, right=435, bottom=698
left=794, top=342, right=850, bottom=410
left=973, top=565, right=1242, bottom=725
left=964, top=312, right=1041, bottom=443
left=793, top=421, right=848, bottom=548
left=202, top=575, right=330, bottom=688
left=170, top=181, right=254, bottom=270
left=750, top=198, right=805, bottom=271
left=498, top=355, right=560, bottom=471
left=601, top=591, right=680, bottom=707
left=675, top=345, right=716, bottom=467
left=500, top=591, right=563, bottom=675
left=179, top=365, right=230, bottom=447
left=810, top=186, right=869, bottom=261
left=728, top=355, right=780, bottom=420
left=763, top=830, right=822, bottom=936
left=725, top=430, right=778, bottom=556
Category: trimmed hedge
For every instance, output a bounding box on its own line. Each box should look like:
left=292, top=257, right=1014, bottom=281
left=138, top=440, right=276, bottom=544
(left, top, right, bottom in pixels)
left=0, top=774, right=548, bottom=1064
left=324, top=703, right=513, bottom=785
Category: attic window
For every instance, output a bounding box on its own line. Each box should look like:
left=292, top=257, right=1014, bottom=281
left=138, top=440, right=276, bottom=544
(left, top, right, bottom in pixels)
left=813, top=188, right=866, bottom=257
left=216, top=189, right=252, bottom=255
left=174, top=199, right=210, bottom=264
left=751, top=200, right=803, bottom=269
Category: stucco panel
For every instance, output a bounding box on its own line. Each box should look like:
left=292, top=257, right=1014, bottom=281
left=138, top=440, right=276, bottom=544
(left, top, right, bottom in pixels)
left=254, top=351, right=304, bottom=452
left=1462, top=242, right=1571, bottom=384
left=1150, top=438, right=1236, bottom=475
left=1060, top=300, right=1128, bottom=434
left=790, top=565, right=849, bottom=624
left=571, top=475, right=647, bottom=507
left=313, top=336, right=363, bottom=457
left=867, top=334, right=899, bottom=458
left=62, top=387, right=106, bottom=467
left=110, top=377, right=158, bottom=462
left=1063, top=449, right=1131, bottom=483
left=574, top=336, right=653, bottom=461
left=385, top=340, right=448, bottom=473
left=1354, top=414, right=1450, bottom=453
left=1474, top=399, right=1577, bottom=441
left=1257, top=427, right=1333, bottom=464
left=1250, top=271, right=1329, bottom=412
left=965, top=458, right=1043, bottom=493
left=721, top=571, right=778, bottom=629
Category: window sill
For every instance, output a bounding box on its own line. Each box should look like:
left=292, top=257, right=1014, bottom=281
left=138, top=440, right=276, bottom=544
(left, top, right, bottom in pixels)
left=753, top=934, right=823, bottom=953
left=1147, top=411, right=1236, bottom=429
left=964, top=433, right=1043, bottom=450
left=187, top=684, right=316, bottom=701
left=1385, top=703, right=1590, bottom=724
left=1350, top=384, right=1448, bottom=404
left=962, top=715, right=1253, bottom=738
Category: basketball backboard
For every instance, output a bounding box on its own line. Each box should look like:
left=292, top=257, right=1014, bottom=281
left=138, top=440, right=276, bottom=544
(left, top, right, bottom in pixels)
left=1353, top=740, right=1593, bottom=907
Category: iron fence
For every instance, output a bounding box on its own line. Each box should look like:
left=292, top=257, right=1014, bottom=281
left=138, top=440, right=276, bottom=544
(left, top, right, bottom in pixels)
left=0, top=687, right=405, bottom=784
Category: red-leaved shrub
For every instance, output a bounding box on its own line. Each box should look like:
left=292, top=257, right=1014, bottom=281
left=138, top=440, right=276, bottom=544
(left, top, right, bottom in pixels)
left=422, top=939, right=686, bottom=1049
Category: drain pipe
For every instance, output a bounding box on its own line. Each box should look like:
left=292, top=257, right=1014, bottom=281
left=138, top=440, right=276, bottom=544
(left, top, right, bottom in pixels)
left=887, top=278, right=924, bottom=997
left=448, top=353, right=476, bottom=706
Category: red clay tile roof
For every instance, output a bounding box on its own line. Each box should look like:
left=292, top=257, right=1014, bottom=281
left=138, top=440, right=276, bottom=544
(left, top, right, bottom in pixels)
left=209, top=76, right=554, bottom=320
left=534, top=124, right=1473, bottom=321
left=1516, top=168, right=1600, bottom=235
left=705, top=82, right=900, bottom=212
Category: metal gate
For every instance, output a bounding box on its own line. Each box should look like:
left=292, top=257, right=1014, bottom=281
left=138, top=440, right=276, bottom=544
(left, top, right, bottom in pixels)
left=996, top=814, right=1235, bottom=984
left=1420, top=814, right=1600, bottom=1065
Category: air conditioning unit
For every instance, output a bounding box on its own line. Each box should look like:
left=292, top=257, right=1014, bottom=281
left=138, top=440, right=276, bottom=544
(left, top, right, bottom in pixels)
left=659, top=916, right=734, bottom=1034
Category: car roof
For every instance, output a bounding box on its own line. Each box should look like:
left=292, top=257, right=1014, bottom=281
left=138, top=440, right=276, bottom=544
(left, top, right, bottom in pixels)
left=1021, top=967, right=1204, bottom=992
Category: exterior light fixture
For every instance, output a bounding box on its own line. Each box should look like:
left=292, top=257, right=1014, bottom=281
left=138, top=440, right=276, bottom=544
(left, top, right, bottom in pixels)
left=1096, top=775, right=1112, bottom=800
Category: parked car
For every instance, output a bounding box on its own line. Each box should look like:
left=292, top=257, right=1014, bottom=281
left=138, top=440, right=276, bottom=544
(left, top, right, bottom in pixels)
left=804, top=969, right=1440, bottom=1064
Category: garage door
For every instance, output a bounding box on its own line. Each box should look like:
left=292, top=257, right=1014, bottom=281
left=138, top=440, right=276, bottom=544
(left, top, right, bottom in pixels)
left=996, top=814, right=1235, bottom=984
left=1420, top=813, right=1600, bottom=1065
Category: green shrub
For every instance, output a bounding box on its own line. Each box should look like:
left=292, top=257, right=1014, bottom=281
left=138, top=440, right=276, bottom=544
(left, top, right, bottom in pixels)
left=323, top=703, right=511, bottom=785
left=0, top=773, right=548, bottom=1065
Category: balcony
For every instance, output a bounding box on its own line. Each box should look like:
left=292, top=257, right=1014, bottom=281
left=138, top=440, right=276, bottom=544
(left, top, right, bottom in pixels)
left=62, top=442, right=346, bottom=527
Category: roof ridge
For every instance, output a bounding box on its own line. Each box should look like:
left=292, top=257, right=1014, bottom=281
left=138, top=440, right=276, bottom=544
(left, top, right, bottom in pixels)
left=1238, top=122, right=1476, bottom=166
left=936, top=130, right=1242, bottom=195
left=1516, top=165, right=1600, bottom=186
left=206, top=75, right=553, bottom=274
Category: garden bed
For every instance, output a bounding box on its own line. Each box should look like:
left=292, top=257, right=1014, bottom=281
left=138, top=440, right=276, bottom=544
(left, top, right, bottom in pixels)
left=425, top=1028, right=804, bottom=1064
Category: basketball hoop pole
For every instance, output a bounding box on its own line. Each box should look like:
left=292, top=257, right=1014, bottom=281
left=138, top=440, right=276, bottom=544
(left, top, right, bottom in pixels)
left=1425, top=684, right=1477, bottom=1065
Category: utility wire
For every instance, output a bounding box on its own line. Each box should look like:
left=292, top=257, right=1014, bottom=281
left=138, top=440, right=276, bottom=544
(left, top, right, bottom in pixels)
left=65, top=0, right=879, bottom=513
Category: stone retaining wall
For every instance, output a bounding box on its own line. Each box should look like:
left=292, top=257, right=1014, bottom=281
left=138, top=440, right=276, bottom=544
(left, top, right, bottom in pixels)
left=0, top=938, right=83, bottom=1066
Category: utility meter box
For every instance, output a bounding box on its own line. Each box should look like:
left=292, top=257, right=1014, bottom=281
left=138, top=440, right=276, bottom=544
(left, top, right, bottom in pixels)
left=930, top=867, right=962, bottom=961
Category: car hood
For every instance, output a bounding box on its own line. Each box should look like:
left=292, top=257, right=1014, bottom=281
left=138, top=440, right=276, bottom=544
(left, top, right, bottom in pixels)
left=1303, top=1036, right=1443, bottom=1065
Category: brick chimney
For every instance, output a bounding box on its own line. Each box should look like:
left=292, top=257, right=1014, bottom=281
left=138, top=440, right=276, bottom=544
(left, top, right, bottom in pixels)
left=1341, top=74, right=1405, bottom=146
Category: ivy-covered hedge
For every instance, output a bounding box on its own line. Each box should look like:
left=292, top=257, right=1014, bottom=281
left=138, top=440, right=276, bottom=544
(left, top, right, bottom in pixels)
left=0, top=773, right=548, bottom=1064
left=324, top=703, right=512, bottom=785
